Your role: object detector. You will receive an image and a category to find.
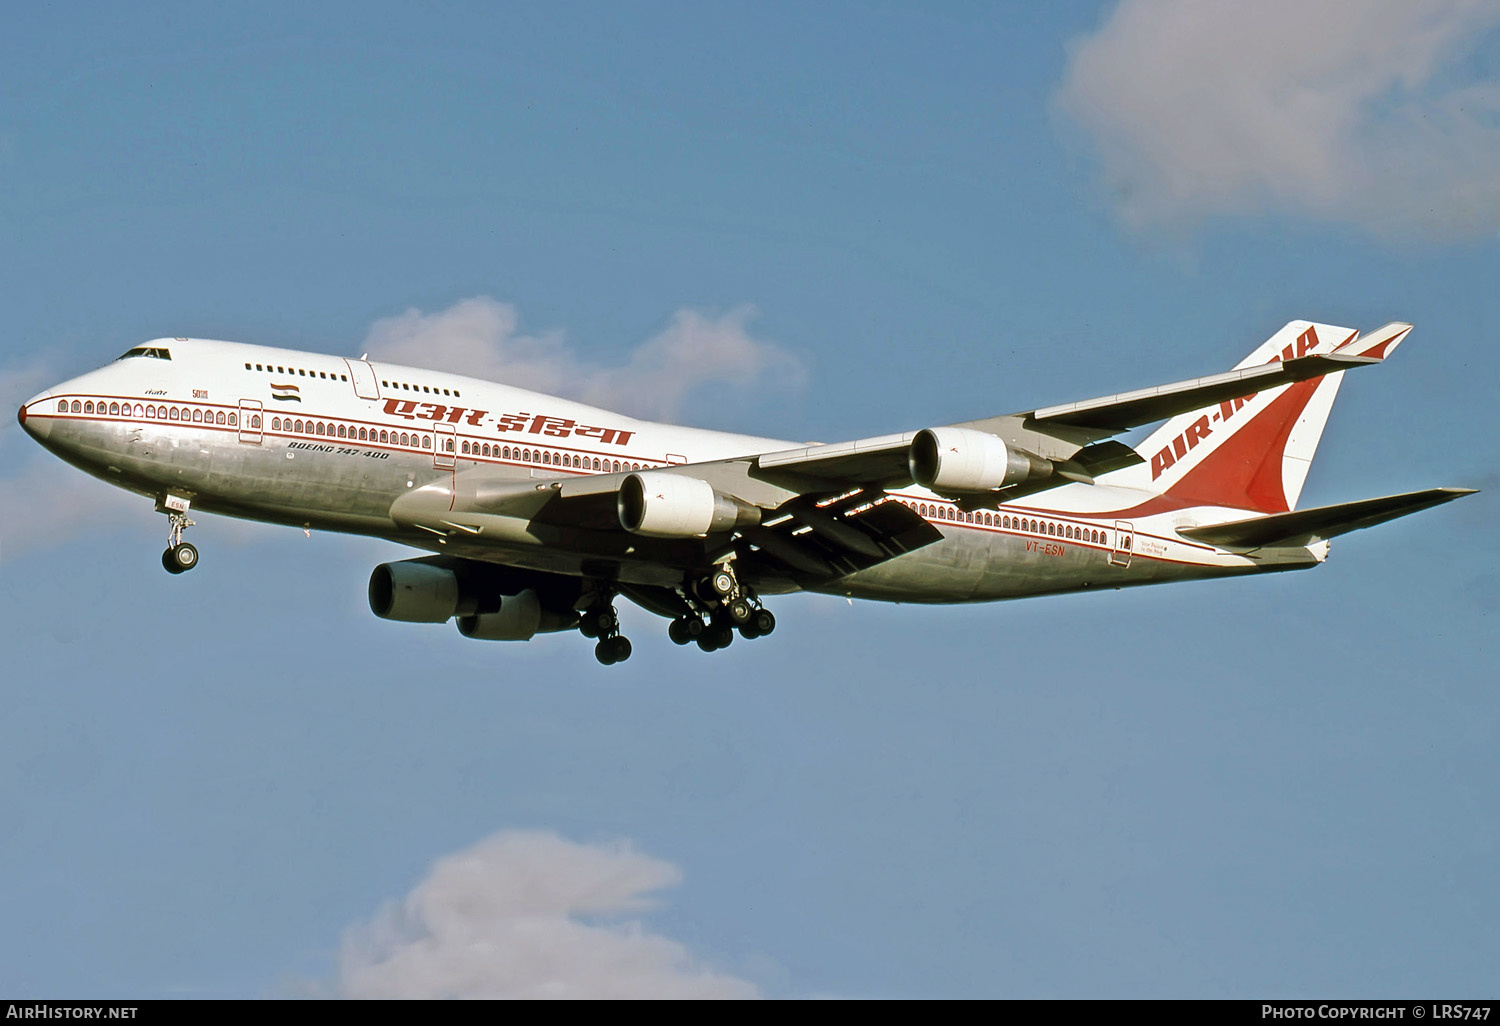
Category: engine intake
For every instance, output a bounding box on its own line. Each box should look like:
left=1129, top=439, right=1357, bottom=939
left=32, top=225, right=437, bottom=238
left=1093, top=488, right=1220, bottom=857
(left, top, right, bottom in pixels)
left=909, top=427, right=1051, bottom=494
left=617, top=471, right=760, bottom=538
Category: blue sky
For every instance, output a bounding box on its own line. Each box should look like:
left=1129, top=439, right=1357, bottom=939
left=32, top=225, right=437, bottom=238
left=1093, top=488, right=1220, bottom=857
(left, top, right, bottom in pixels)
left=1, top=0, right=1496, bottom=998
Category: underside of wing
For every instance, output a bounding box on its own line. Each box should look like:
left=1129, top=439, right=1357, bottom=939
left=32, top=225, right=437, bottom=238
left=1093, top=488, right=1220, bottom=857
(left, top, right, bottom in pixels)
left=736, top=488, right=943, bottom=580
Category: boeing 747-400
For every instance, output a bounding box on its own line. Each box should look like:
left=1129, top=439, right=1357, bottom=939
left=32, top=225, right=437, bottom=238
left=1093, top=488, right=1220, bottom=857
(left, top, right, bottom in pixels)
left=17, top=319, right=1473, bottom=664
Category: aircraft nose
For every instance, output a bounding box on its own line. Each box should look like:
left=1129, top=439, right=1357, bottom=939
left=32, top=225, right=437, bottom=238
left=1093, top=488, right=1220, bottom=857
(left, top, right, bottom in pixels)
left=17, top=391, right=54, bottom=442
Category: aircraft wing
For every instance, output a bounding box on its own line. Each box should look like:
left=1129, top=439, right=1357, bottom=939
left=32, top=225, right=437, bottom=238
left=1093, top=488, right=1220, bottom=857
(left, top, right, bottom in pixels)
left=389, top=463, right=944, bottom=583
left=538, top=472, right=943, bottom=579
left=388, top=322, right=1416, bottom=581
left=746, top=322, right=1412, bottom=485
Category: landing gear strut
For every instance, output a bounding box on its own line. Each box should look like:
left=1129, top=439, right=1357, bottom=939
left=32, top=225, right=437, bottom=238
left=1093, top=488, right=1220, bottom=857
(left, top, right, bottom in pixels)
left=161, top=511, right=198, bottom=575
left=579, top=590, right=632, bottom=665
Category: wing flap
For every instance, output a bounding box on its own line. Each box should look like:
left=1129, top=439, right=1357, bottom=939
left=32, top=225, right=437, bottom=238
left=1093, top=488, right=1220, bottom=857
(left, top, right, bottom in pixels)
left=743, top=489, right=942, bottom=579
left=1177, top=487, right=1476, bottom=548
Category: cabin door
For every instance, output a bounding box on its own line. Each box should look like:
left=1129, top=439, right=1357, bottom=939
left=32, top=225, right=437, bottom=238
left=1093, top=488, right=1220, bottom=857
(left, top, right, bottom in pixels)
left=434, top=423, right=456, bottom=469
left=344, top=358, right=381, bottom=400
left=237, top=399, right=263, bottom=444
left=1109, top=520, right=1135, bottom=567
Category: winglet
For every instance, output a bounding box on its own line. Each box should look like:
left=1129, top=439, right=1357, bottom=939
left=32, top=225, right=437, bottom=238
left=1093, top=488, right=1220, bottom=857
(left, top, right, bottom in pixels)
left=1334, top=322, right=1412, bottom=361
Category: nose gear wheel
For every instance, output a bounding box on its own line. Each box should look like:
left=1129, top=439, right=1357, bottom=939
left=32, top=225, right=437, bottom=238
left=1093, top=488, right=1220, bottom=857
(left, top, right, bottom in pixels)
left=161, top=511, right=199, bottom=574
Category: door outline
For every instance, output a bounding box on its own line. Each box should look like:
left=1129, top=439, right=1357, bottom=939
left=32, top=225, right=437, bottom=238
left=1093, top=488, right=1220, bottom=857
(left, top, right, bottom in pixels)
left=1109, top=520, right=1135, bottom=567
left=344, top=358, right=381, bottom=400
left=237, top=399, right=263, bottom=444
left=434, top=423, right=456, bottom=469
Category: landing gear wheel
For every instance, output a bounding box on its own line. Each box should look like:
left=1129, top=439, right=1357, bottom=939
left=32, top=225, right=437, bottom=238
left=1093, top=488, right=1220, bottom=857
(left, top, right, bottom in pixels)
left=579, top=605, right=618, bottom=640
left=668, top=617, right=704, bottom=646
left=595, top=635, right=632, bottom=665
left=711, top=569, right=736, bottom=597
left=726, top=598, right=753, bottom=625
left=163, top=542, right=198, bottom=574
left=160, top=508, right=198, bottom=575
left=696, top=624, right=734, bottom=651
left=736, top=608, right=775, bottom=640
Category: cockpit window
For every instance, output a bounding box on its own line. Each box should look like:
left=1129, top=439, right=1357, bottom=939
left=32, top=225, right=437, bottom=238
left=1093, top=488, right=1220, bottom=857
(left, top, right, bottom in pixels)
left=117, top=346, right=172, bottom=360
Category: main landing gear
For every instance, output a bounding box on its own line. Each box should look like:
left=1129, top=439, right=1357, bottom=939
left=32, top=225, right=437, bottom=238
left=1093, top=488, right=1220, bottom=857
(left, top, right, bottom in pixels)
left=669, top=560, right=775, bottom=653
left=161, top=511, right=199, bottom=575
left=579, top=563, right=776, bottom=665
left=579, top=592, right=632, bottom=665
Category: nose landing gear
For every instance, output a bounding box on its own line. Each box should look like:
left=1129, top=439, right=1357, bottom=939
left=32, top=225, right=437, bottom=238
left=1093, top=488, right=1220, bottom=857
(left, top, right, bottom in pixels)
left=161, top=510, right=198, bottom=575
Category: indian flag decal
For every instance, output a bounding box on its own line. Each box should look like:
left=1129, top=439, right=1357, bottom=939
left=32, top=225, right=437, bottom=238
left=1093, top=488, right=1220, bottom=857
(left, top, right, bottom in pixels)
left=270, top=382, right=301, bottom=402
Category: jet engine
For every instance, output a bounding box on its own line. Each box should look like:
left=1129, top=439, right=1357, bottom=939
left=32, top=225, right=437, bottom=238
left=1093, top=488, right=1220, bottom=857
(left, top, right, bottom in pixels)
left=455, top=589, right=578, bottom=641
left=908, top=427, right=1051, bottom=493
left=368, top=559, right=475, bottom=622
left=617, top=471, right=760, bottom=538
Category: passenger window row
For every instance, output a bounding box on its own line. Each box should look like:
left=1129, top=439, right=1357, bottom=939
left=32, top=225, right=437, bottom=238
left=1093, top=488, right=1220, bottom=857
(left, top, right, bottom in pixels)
left=907, top=499, right=1106, bottom=545
left=269, top=417, right=434, bottom=450
left=381, top=378, right=459, bottom=398
left=263, top=415, right=641, bottom=469
left=58, top=398, right=237, bottom=427
left=459, top=440, right=645, bottom=472
left=247, top=362, right=349, bottom=383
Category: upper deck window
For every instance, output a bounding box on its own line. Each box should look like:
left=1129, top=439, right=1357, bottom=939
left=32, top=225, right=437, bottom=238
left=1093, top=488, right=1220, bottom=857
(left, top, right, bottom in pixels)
left=117, top=346, right=172, bottom=361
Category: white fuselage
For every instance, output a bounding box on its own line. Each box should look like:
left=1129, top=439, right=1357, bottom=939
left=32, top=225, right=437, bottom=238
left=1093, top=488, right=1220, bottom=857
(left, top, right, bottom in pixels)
left=19, top=338, right=1321, bottom=603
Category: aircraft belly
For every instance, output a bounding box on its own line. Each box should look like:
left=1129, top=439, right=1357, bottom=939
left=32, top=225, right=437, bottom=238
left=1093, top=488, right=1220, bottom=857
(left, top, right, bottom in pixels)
left=49, top=420, right=421, bottom=527
left=204, top=440, right=411, bottom=525
left=824, top=527, right=988, bottom=602
left=829, top=525, right=1237, bottom=603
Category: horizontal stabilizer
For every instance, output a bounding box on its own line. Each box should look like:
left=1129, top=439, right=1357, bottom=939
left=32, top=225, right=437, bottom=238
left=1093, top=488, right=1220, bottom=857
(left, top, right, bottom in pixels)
left=1333, top=321, right=1412, bottom=361
left=1178, top=487, right=1476, bottom=549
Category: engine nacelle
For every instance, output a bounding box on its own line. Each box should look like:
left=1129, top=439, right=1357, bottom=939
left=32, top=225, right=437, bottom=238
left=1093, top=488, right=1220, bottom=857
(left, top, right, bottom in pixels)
left=617, top=471, right=760, bottom=538
left=908, top=427, right=1050, bottom=493
left=455, top=589, right=577, bottom=641
left=368, top=560, right=469, bottom=622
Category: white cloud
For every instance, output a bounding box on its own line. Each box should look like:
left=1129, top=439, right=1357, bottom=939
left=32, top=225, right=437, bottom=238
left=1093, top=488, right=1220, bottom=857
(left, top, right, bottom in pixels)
left=1055, top=0, right=1500, bottom=238
left=361, top=297, right=807, bottom=422
left=334, top=830, right=759, bottom=1000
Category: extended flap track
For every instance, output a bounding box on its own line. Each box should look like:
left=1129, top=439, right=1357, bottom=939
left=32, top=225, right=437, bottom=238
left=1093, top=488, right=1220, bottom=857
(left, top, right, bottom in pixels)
left=739, top=488, right=941, bottom=580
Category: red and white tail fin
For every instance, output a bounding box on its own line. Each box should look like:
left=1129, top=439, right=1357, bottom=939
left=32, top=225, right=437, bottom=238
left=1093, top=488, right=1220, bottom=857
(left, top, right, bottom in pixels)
left=1114, top=321, right=1411, bottom=513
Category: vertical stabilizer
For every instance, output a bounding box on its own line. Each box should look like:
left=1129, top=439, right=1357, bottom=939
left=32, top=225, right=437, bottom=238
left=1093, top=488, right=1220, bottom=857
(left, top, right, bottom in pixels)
left=1109, top=321, right=1374, bottom=513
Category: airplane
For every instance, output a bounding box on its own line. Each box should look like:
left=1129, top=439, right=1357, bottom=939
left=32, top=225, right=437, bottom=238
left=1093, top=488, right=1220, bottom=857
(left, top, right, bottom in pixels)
left=16, top=319, right=1474, bottom=665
